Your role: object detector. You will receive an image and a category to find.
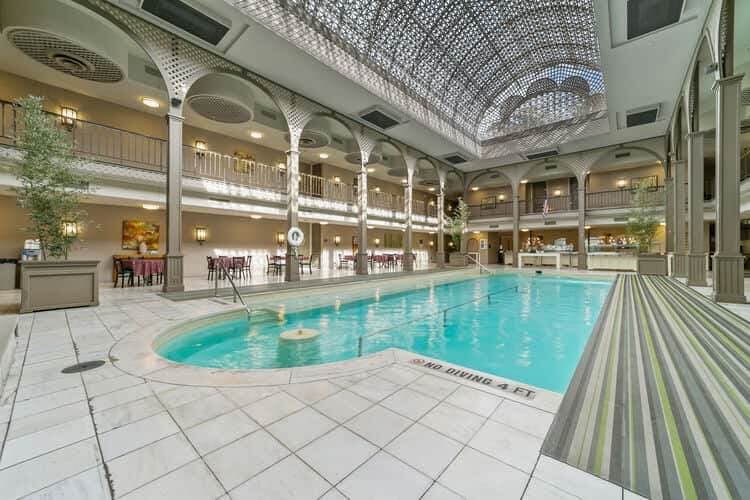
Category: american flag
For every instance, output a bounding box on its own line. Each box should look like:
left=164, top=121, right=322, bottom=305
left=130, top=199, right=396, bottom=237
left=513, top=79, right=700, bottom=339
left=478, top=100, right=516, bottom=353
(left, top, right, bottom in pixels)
left=543, top=196, right=550, bottom=217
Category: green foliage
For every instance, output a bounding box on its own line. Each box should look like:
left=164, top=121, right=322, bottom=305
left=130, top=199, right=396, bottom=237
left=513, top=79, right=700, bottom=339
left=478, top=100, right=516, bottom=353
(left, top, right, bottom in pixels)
left=447, top=197, right=470, bottom=251
left=12, top=96, right=89, bottom=260
left=625, top=184, right=660, bottom=253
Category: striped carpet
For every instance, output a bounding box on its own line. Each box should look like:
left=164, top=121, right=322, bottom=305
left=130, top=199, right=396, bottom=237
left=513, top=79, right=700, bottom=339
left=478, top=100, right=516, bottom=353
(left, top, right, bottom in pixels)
left=541, top=274, right=750, bottom=500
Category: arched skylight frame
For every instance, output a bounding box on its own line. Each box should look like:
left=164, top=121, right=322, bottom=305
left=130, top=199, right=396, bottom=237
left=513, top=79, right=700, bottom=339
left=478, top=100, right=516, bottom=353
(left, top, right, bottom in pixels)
left=230, top=0, right=607, bottom=153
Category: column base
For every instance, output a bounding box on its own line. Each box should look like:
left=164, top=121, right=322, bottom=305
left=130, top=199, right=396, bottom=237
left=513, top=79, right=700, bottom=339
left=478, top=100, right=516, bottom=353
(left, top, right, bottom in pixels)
left=356, top=253, right=369, bottom=275
left=285, top=253, right=300, bottom=282
left=162, top=255, right=184, bottom=293
left=673, top=253, right=688, bottom=278
left=577, top=252, right=587, bottom=270
left=712, top=254, right=746, bottom=303
left=435, top=252, right=445, bottom=268
left=686, top=253, right=708, bottom=287
left=403, top=253, right=415, bottom=272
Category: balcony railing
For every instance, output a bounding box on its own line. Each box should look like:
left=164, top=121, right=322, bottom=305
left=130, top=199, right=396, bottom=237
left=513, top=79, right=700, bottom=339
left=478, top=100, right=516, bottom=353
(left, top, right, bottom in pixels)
left=585, top=186, right=664, bottom=209
left=524, top=194, right=577, bottom=214
left=368, top=190, right=404, bottom=211
left=468, top=201, right=513, bottom=218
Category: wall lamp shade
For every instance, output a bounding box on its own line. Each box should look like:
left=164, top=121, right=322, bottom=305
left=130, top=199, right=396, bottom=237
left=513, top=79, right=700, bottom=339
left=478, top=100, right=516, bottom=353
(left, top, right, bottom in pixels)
left=429, top=240, right=434, bottom=247
left=62, top=221, right=77, bottom=238
left=498, top=194, right=506, bottom=201
left=617, top=179, right=627, bottom=189
left=374, top=237, right=380, bottom=247
left=61, top=107, right=77, bottom=127
left=194, top=140, right=207, bottom=151
left=195, top=227, right=207, bottom=245
left=334, top=235, right=341, bottom=246
left=276, top=232, right=286, bottom=245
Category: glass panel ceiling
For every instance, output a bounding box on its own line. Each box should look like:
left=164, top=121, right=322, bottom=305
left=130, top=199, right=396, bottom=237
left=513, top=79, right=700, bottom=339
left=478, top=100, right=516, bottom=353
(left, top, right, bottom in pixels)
left=230, top=0, right=606, bottom=147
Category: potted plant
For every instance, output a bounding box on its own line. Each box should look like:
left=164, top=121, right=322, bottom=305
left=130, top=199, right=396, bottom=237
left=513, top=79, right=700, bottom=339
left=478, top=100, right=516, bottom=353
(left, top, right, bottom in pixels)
left=13, top=96, right=100, bottom=313
left=625, top=184, right=666, bottom=275
left=447, top=198, right=470, bottom=266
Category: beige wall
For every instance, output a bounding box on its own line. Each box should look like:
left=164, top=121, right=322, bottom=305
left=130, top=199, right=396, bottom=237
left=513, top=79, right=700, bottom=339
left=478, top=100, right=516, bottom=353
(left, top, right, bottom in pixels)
left=588, top=163, right=663, bottom=192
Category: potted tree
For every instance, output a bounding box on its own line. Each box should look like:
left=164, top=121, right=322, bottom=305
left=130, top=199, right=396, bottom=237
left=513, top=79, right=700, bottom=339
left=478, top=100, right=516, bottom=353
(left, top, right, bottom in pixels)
left=447, top=198, right=470, bottom=266
left=625, top=184, right=666, bottom=275
left=14, top=96, right=100, bottom=313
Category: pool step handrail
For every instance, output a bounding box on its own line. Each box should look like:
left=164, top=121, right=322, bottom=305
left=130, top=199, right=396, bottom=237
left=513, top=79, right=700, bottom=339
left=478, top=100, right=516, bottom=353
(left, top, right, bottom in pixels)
left=214, top=260, right=252, bottom=319
left=356, top=284, right=519, bottom=357
left=465, top=253, right=492, bottom=275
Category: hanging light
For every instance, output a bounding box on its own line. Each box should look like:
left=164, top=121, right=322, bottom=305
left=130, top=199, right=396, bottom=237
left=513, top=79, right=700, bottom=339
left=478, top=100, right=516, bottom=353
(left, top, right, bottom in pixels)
left=195, top=227, right=207, bottom=245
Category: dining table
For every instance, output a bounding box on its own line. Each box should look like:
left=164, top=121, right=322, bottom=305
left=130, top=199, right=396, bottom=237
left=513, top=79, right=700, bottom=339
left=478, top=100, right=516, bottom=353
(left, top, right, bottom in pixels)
left=122, top=258, right=164, bottom=285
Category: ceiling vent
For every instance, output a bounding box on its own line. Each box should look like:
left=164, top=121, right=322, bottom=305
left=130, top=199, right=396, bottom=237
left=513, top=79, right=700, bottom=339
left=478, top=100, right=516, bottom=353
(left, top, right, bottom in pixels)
left=358, top=106, right=403, bottom=130
left=742, top=88, right=750, bottom=106
left=141, top=0, right=228, bottom=45
left=524, top=149, right=559, bottom=161
left=186, top=74, right=254, bottom=123
left=627, top=0, right=683, bottom=39
left=544, top=164, right=558, bottom=171
left=419, top=179, right=438, bottom=187
left=615, top=151, right=632, bottom=159
left=442, top=153, right=468, bottom=165
left=285, top=130, right=330, bottom=149
left=345, top=151, right=381, bottom=165
left=625, top=104, right=661, bottom=128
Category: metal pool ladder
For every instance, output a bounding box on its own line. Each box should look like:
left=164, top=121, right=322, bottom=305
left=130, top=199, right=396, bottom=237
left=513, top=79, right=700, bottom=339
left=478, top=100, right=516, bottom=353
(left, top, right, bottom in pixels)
left=465, top=253, right=492, bottom=274
left=214, top=260, right=252, bottom=320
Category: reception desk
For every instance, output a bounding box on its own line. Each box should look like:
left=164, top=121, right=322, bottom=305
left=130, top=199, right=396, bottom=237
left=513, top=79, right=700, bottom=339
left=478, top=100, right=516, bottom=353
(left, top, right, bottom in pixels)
left=587, top=252, right=637, bottom=271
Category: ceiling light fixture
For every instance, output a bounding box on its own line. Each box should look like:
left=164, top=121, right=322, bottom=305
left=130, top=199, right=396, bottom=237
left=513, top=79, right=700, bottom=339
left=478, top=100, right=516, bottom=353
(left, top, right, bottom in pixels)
left=553, top=189, right=562, bottom=196
left=250, top=214, right=262, bottom=219
left=520, top=179, right=528, bottom=184
left=367, top=167, right=376, bottom=173
left=140, top=97, right=159, bottom=109
left=319, top=153, right=329, bottom=159
left=428, top=187, right=435, bottom=192
left=471, top=186, right=479, bottom=191
left=142, top=203, right=160, bottom=210
left=250, top=131, right=263, bottom=139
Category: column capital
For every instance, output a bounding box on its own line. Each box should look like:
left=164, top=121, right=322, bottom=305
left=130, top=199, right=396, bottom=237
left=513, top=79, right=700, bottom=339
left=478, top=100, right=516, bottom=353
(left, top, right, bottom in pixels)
left=285, top=149, right=300, bottom=156
left=712, top=73, right=745, bottom=92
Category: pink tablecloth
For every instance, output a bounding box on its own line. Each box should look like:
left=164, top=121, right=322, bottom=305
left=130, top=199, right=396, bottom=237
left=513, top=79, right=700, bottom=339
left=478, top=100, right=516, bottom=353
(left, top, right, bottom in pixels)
left=124, top=259, right=164, bottom=277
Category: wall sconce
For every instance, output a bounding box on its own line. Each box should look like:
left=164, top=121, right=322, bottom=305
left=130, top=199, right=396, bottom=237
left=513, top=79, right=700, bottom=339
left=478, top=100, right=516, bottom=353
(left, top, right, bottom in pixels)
left=195, top=226, right=207, bottom=245
left=62, top=221, right=77, bottom=238
left=334, top=235, right=341, bottom=247
left=520, top=179, right=529, bottom=184
left=448, top=240, right=454, bottom=247
left=374, top=237, right=380, bottom=247
left=277, top=162, right=286, bottom=170
left=194, top=140, right=207, bottom=151
left=429, top=240, right=434, bottom=247
left=471, top=186, right=479, bottom=191
left=374, top=187, right=381, bottom=192
left=276, top=232, right=286, bottom=246
left=616, top=179, right=627, bottom=189
left=61, top=106, right=77, bottom=128
left=333, top=176, right=341, bottom=183
left=497, top=194, right=506, bottom=201
left=553, top=189, right=562, bottom=197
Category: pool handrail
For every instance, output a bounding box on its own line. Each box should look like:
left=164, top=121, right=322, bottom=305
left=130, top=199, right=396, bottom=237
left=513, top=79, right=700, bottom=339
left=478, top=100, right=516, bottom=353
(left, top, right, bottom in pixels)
left=213, top=259, right=252, bottom=319
left=356, top=284, right=519, bottom=356
left=465, top=253, right=492, bottom=274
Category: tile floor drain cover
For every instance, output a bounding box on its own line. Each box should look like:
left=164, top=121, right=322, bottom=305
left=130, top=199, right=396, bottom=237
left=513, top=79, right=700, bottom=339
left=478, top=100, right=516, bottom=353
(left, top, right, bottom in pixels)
left=61, top=360, right=106, bottom=373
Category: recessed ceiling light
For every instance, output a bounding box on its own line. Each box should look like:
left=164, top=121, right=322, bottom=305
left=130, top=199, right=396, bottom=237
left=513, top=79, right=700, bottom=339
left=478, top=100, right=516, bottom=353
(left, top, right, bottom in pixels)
left=319, top=221, right=328, bottom=225
left=428, top=187, right=435, bottom=192
left=140, top=97, right=159, bottom=109
left=250, top=215, right=262, bottom=219
left=142, top=203, right=160, bottom=210
left=472, top=230, right=480, bottom=234
left=367, top=167, right=375, bottom=173
left=319, top=153, right=329, bottom=159
left=521, top=228, right=530, bottom=232
left=471, top=186, right=479, bottom=191
left=520, top=179, right=528, bottom=184
left=250, top=131, right=263, bottom=139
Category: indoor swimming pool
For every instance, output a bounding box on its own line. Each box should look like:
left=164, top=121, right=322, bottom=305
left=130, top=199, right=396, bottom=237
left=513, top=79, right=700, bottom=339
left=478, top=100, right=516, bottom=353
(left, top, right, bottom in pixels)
left=156, top=274, right=613, bottom=392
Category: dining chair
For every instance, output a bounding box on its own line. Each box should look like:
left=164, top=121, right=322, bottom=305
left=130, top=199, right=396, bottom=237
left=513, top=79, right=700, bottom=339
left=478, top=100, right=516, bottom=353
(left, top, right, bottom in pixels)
left=114, top=259, right=133, bottom=288
left=243, top=256, right=252, bottom=278
left=206, top=256, right=215, bottom=281
left=232, top=256, right=246, bottom=280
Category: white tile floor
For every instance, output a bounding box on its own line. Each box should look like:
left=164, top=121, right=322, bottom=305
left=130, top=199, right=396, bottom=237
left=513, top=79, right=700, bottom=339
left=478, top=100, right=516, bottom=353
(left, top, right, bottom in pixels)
left=0, top=270, right=698, bottom=499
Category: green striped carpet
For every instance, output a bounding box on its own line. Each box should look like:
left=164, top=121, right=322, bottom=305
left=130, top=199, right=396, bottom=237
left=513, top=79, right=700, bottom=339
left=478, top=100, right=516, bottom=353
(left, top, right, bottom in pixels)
left=542, top=275, right=749, bottom=500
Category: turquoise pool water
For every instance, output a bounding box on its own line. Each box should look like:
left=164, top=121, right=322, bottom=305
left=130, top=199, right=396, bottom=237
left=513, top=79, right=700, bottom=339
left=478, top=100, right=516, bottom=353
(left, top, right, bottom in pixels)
left=157, top=274, right=612, bottom=392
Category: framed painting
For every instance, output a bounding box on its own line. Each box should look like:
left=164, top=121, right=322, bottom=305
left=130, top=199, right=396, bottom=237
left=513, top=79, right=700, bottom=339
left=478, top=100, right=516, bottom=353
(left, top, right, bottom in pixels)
left=122, top=220, right=160, bottom=250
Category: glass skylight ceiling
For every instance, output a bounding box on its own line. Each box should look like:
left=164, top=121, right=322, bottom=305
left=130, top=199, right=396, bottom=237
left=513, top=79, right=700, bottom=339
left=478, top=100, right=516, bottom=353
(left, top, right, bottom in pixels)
left=230, top=0, right=607, bottom=152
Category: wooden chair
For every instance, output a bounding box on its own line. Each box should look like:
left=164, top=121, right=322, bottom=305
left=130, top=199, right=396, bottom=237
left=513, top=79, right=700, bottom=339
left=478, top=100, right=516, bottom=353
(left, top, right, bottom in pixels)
left=243, top=256, right=252, bottom=278
left=232, top=256, right=246, bottom=280
left=114, top=259, right=133, bottom=288
left=206, top=256, right=216, bottom=281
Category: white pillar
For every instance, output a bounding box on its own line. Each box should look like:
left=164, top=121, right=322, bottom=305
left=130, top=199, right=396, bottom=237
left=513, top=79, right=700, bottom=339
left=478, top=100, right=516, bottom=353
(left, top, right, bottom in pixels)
left=577, top=181, right=587, bottom=270
left=163, top=112, right=184, bottom=293
left=672, top=159, right=688, bottom=277
left=403, top=166, right=414, bottom=272
left=687, top=131, right=707, bottom=286
left=712, top=74, right=746, bottom=303
left=512, top=185, right=520, bottom=265
left=356, top=154, right=369, bottom=275
left=436, top=178, right=446, bottom=267
left=285, top=143, right=300, bottom=282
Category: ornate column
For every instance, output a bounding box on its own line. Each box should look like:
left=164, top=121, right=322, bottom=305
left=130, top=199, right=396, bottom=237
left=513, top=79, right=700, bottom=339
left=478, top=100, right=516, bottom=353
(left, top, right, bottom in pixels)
left=687, top=131, right=707, bottom=286
left=459, top=186, right=469, bottom=254
left=356, top=153, right=369, bottom=275
left=577, top=175, right=587, bottom=270
left=163, top=112, right=184, bottom=293
left=284, top=137, right=301, bottom=282
left=664, top=173, right=675, bottom=254
left=512, top=184, right=520, bottom=266
left=673, top=159, right=688, bottom=277
left=436, top=175, right=446, bottom=268
left=403, top=158, right=415, bottom=272
left=712, top=74, right=746, bottom=303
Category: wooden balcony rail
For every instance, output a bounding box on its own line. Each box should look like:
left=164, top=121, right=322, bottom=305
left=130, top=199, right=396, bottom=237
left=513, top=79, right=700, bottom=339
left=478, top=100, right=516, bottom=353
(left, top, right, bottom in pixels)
left=367, top=190, right=405, bottom=211
left=524, top=194, right=578, bottom=214
left=585, top=186, right=664, bottom=209
left=412, top=199, right=426, bottom=215
left=186, top=149, right=286, bottom=192
left=468, top=201, right=514, bottom=218
left=300, top=173, right=354, bottom=203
